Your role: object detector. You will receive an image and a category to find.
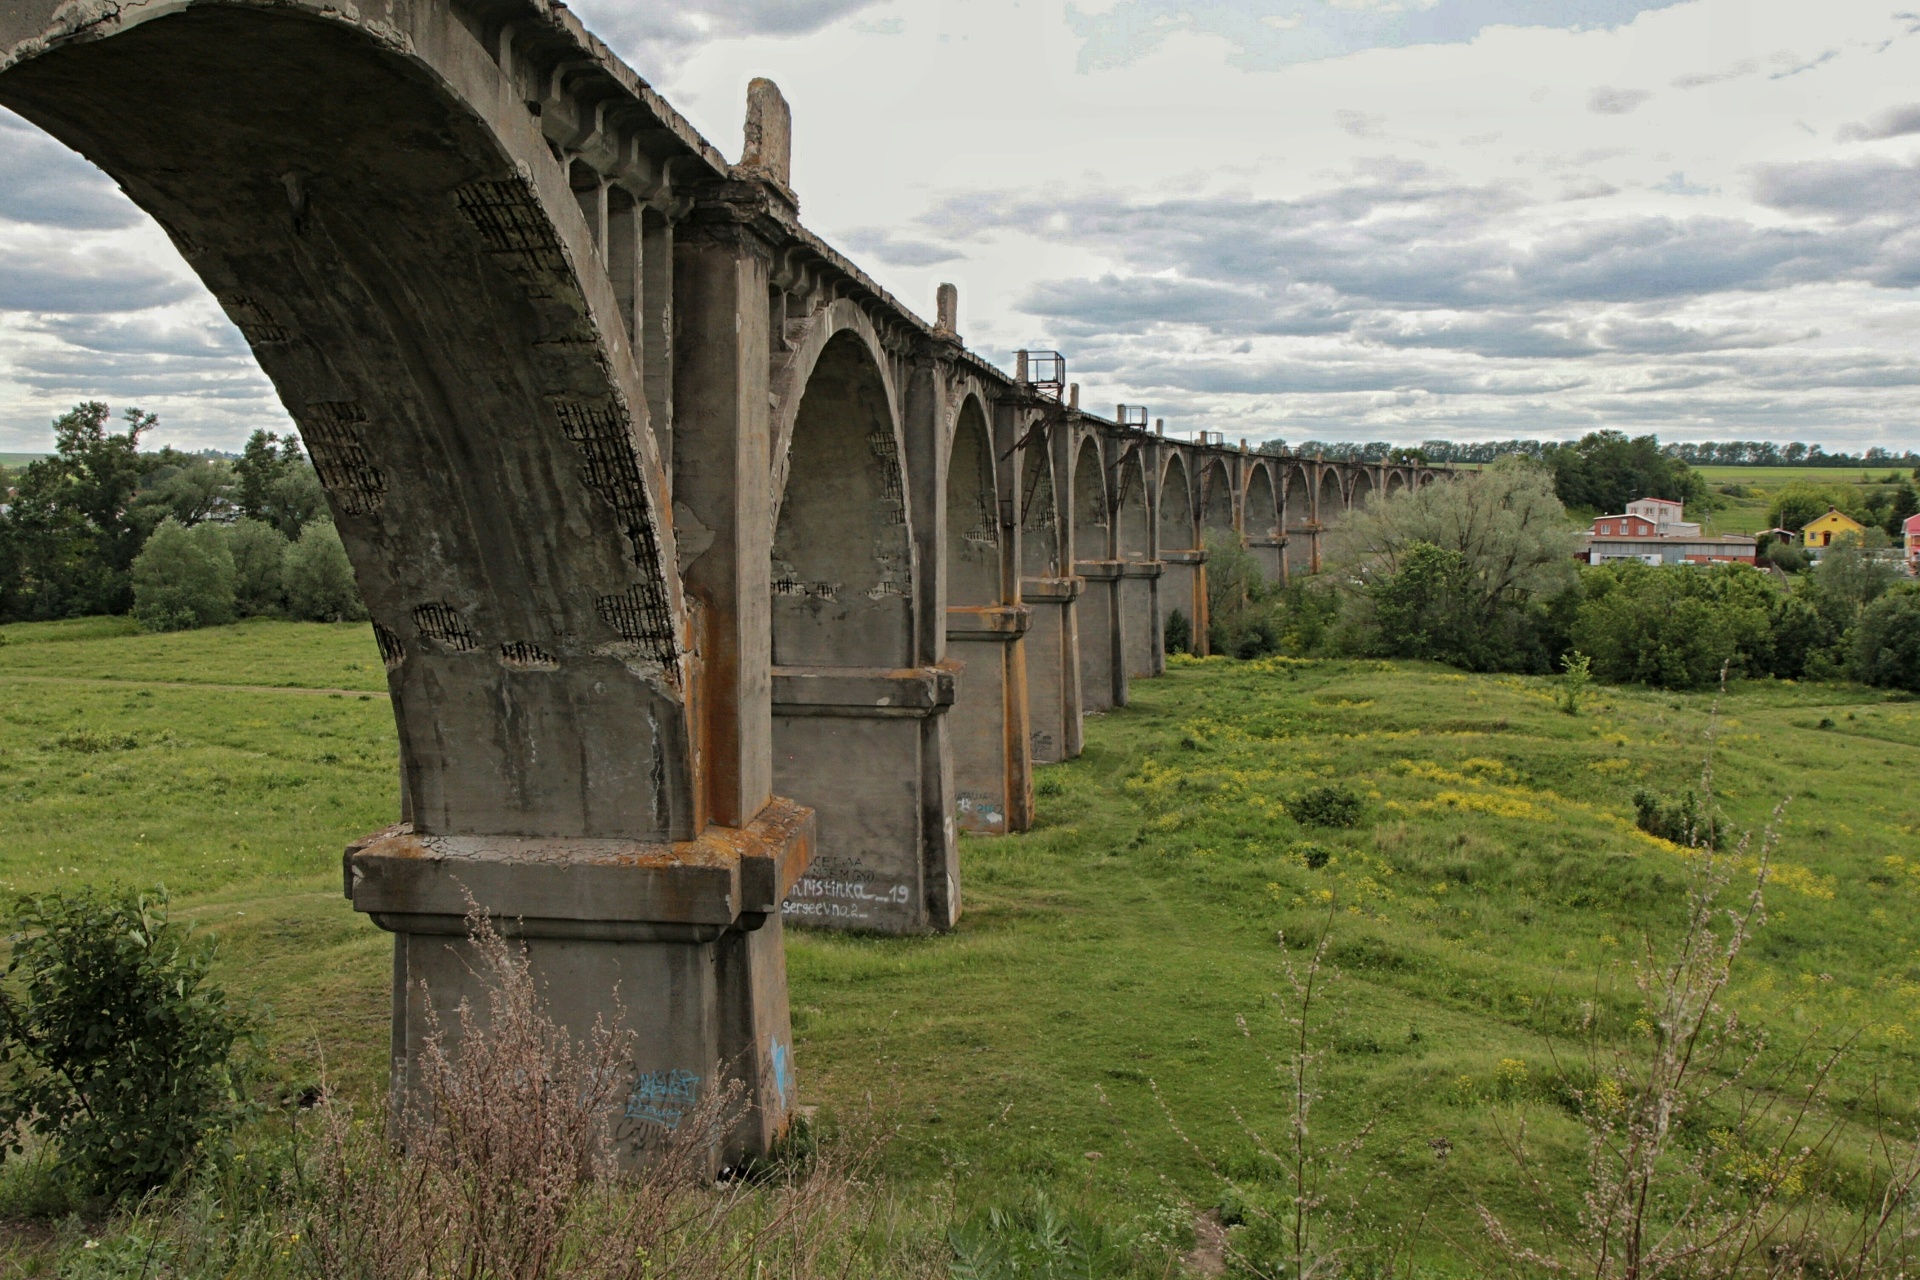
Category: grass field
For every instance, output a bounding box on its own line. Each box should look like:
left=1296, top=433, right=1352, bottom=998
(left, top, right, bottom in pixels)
left=1689, top=464, right=1916, bottom=536
left=2, top=618, right=1918, bottom=1271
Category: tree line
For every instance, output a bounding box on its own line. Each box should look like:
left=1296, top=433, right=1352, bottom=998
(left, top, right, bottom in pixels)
left=0, top=402, right=364, bottom=630
left=1183, top=459, right=1919, bottom=692
left=1262, top=433, right=1920, bottom=471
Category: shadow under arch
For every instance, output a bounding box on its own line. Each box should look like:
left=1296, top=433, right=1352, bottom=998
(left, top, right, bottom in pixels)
left=770, top=327, right=953, bottom=932
left=1318, top=466, right=1345, bottom=523
left=1018, top=424, right=1080, bottom=763
left=1283, top=462, right=1315, bottom=578
left=1387, top=470, right=1409, bottom=497
left=1200, top=457, right=1236, bottom=545
left=1070, top=435, right=1120, bottom=712
left=944, top=395, right=1025, bottom=835
left=0, top=6, right=692, bottom=839
left=1244, top=462, right=1281, bottom=584
left=1114, top=447, right=1158, bottom=679
left=1157, top=451, right=1203, bottom=655
left=1351, top=469, right=1376, bottom=510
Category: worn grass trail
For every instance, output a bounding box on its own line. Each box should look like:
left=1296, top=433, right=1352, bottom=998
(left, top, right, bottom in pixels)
left=0, top=618, right=1915, bottom=1268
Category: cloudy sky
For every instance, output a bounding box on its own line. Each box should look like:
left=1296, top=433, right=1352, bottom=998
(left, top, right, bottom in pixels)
left=4, top=0, right=1920, bottom=452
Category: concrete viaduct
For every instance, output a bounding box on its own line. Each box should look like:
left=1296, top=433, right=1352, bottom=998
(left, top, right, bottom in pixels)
left=0, top=0, right=1436, bottom=1167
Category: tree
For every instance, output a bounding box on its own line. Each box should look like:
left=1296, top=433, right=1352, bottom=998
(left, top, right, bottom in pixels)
left=1806, top=532, right=1900, bottom=629
left=1204, top=532, right=1279, bottom=658
left=1766, top=482, right=1859, bottom=532
left=1853, top=585, right=1920, bottom=691
left=1365, top=541, right=1499, bottom=668
left=0, top=402, right=155, bottom=621
left=284, top=520, right=366, bottom=622
left=1885, top=481, right=1918, bottom=541
left=1328, top=458, right=1581, bottom=671
left=133, top=454, right=234, bottom=529
left=1543, top=431, right=1704, bottom=515
left=1571, top=562, right=1776, bottom=689
left=234, top=429, right=325, bottom=538
left=132, top=518, right=236, bottom=631
left=225, top=518, right=289, bottom=617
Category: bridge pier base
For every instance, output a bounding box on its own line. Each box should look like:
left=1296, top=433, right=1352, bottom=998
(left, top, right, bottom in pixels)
left=1021, top=577, right=1083, bottom=763
left=1073, top=562, right=1127, bottom=711
left=1120, top=561, right=1163, bottom=679
left=344, top=799, right=813, bottom=1171
left=947, top=606, right=1034, bottom=834
left=771, top=666, right=959, bottom=933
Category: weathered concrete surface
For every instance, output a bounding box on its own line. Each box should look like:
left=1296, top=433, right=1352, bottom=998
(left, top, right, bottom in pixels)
left=0, top=0, right=1439, bottom=1169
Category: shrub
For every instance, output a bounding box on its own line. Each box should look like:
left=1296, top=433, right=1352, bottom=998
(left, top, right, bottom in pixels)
left=1632, top=787, right=1721, bottom=849
left=1292, top=783, right=1363, bottom=829
left=283, top=520, right=366, bottom=623
left=0, top=885, right=251, bottom=1197
left=130, top=517, right=235, bottom=631
left=225, top=517, right=289, bottom=617
left=1164, top=608, right=1192, bottom=655
left=1853, top=584, right=1920, bottom=692
left=1205, top=533, right=1280, bottom=659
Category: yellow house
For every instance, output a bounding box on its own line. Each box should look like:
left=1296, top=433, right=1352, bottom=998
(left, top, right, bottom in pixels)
left=1801, top=506, right=1866, bottom=548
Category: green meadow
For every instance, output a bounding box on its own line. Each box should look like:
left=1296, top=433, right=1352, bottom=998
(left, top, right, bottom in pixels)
left=1691, top=464, right=1916, bottom=536
left=2, top=618, right=1918, bottom=1270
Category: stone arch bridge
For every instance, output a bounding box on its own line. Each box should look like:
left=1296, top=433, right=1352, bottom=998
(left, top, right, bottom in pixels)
left=0, top=0, right=1440, bottom=1167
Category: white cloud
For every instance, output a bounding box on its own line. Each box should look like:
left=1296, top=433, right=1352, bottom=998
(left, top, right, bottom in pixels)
left=3, top=0, right=1920, bottom=451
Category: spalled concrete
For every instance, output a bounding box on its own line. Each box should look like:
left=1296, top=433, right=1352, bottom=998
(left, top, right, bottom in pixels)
left=0, top=0, right=1437, bottom=1170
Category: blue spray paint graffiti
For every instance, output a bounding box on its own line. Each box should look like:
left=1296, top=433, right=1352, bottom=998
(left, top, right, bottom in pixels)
left=623, top=1068, right=701, bottom=1131
left=770, top=1036, right=794, bottom=1104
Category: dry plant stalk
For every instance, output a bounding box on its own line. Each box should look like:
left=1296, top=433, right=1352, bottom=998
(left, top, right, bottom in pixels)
left=300, top=906, right=913, bottom=1279
left=1154, top=904, right=1377, bottom=1280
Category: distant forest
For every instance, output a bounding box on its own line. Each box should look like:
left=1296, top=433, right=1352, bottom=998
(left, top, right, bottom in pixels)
left=1259, top=437, right=1920, bottom=468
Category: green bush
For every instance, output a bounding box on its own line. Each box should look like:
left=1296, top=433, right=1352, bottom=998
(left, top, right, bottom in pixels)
left=1205, top=533, right=1280, bottom=659
left=283, top=520, right=367, bottom=623
left=1632, top=787, right=1721, bottom=849
left=225, top=517, right=289, bottom=617
left=0, top=885, right=251, bottom=1198
left=130, top=517, right=235, bottom=632
left=1852, top=584, right=1920, bottom=691
left=1163, top=608, right=1192, bottom=655
left=1291, top=783, right=1363, bottom=829
left=1571, top=562, right=1774, bottom=689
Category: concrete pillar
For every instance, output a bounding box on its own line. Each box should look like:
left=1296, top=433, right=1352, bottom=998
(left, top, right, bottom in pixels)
left=1075, top=562, right=1126, bottom=711
left=947, top=605, right=1034, bottom=832
left=1119, top=562, right=1162, bottom=678
left=1021, top=575, right=1083, bottom=761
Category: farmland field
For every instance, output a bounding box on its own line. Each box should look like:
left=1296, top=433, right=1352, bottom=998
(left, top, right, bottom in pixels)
left=1687, top=464, right=1915, bottom=536
left=2, top=618, right=1918, bottom=1271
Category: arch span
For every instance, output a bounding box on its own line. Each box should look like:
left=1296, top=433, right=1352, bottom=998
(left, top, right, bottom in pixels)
left=1350, top=469, right=1375, bottom=510
left=0, top=0, right=824, bottom=1172
left=1071, top=436, right=1120, bottom=712
left=1157, top=453, right=1202, bottom=655
left=1114, top=448, right=1158, bottom=679
left=1018, top=421, right=1080, bottom=763
left=1244, top=463, right=1282, bottom=584
left=945, top=395, right=1028, bottom=835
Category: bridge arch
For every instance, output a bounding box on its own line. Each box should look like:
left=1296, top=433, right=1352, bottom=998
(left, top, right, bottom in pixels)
left=0, top=3, right=698, bottom=839
left=1350, top=468, right=1375, bottom=510
left=1071, top=435, right=1110, bottom=564
left=1244, top=462, right=1281, bottom=583
left=1158, top=452, right=1198, bottom=553
left=1282, top=462, right=1315, bottom=579
left=1114, top=446, right=1156, bottom=680
left=1386, top=469, right=1409, bottom=497
left=945, top=395, right=1001, bottom=610
left=771, top=298, right=900, bottom=521
left=1071, top=435, right=1120, bottom=712
left=1019, top=421, right=1061, bottom=578
left=771, top=328, right=913, bottom=666
left=1317, top=466, right=1345, bottom=522
left=1199, top=457, right=1236, bottom=547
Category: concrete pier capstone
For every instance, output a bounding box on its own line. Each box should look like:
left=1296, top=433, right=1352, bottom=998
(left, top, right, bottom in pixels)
left=0, top=0, right=1443, bottom=1172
